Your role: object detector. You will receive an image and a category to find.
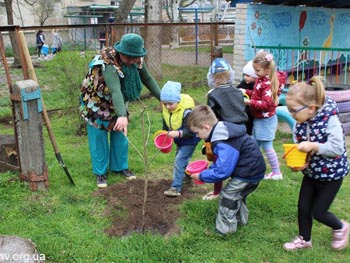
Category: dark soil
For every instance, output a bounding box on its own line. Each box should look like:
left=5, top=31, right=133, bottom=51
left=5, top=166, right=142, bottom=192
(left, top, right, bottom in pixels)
left=94, top=178, right=207, bottom=237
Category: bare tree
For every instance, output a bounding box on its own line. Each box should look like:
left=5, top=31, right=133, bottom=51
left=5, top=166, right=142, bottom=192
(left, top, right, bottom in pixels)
left=165, top=0, right=197, bottom=49
left=23, top=0, right=58, bottom=26
left=140, top=0, right=164, bottom=230
left=4, top=0, right=21, bottom=65
left=111, top=0, right=137, bottom=42
left=114, top=0, right=137, bottom=22
left=14, top=0, right=25, bottom=26
left=144, top=0, right=162, bottom=80
left=165, top=0, right=197, bottom=22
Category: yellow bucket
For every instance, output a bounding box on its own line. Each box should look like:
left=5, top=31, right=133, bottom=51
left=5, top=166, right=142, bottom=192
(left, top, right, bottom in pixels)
left=282, top=144, right=308, bottom=168
left=153, top=130, right=167, bottom=140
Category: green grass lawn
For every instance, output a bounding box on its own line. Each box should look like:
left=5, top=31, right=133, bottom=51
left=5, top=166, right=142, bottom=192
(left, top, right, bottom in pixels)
left=0, top=54, right=349, bottom=262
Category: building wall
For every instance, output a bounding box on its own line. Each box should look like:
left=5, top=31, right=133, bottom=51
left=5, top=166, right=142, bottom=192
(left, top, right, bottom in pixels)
left=1, top=1, right=229, bottom=26
left=233, top=3, right=350, bottom=84
left=232, top=3, right=248, bottom=85
left=0, top=0, right=120, bottom=26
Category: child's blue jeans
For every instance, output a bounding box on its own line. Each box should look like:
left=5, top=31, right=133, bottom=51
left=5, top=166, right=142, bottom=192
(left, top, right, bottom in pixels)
left=171, top=144, right=198, bottom=192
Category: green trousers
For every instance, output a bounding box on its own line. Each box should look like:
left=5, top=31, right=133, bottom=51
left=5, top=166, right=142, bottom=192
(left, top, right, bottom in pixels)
left=87, top=121, right=128, bottom=176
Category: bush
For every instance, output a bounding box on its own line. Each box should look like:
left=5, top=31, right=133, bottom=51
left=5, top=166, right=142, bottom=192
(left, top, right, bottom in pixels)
left=43, top=51, right=94, bottom=134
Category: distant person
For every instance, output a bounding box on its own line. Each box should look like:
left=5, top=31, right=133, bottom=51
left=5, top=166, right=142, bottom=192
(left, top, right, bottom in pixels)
left=160, top=81, right=200, bottom=197
left=52, top=29, right=62, bottom=55
left=36, top=30, right=45, bottom=57
left=99, top=28, right=106, bottom=50
left=283, top=77, right=349, bottom=251
left=236, top=60, right=258, bottom=135
left=187, top=105, right=266, bottom=235
left=202, top=57, right=248, bottom=201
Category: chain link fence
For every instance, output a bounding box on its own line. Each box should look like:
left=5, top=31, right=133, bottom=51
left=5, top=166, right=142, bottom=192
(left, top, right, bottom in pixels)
left=1, top=22, right=234, bottom=66
left=0, top=22, right=235, bottom=117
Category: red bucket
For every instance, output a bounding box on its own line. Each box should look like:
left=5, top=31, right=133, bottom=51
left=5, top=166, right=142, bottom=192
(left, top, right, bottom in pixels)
left=186, top=160, right=208, bottom=185
left=154, top=133, right=173, bottom=153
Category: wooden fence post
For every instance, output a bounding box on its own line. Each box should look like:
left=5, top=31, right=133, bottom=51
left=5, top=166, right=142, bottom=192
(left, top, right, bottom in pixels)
left=11, top=79, right=48, bottom=191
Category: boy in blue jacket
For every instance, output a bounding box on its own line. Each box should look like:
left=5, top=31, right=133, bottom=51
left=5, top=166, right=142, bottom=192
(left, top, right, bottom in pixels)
left=160, top=81, right=200, bottom=197
left=187, top=105, right=266, bottom=235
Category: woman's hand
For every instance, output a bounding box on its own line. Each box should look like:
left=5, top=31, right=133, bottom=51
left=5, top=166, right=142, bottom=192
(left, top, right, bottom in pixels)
left=113, top=116, right=128, bottom=135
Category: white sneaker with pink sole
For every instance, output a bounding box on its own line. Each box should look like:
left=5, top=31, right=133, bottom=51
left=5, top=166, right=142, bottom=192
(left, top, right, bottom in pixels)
left=332, top=220, right=349, bottom=250
left=264, top=172, right=283, bottom=180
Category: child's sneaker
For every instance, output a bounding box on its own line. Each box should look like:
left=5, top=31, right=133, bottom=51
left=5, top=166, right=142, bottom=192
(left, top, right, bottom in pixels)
left=97, top=175, right=107, bottom=188
left=202, top=191, right=220, bottom=200
left=164, top=187, right=181, bottom=197
left=264, top=172, right=283, bottom=180
left=283, top=236, right=312, bottom=251
left=332, top=220, right=349, bottom=250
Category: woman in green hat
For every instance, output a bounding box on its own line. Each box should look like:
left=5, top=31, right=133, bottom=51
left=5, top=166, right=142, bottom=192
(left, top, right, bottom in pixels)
left=80, top=33, right=161, bottom=188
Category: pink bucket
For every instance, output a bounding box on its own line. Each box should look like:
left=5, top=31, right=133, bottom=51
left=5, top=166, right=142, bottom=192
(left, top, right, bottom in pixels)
left=154, top=133, right=173, bottom=153
left=186, top=160, right=208, bottom=185
left=193, top=179, right=205, bottom=185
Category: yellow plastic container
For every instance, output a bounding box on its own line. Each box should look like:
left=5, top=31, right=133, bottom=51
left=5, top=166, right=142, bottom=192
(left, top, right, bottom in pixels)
left=283, top=144, right=308, bottom=168
left=152, top=130, right=167, bottom=140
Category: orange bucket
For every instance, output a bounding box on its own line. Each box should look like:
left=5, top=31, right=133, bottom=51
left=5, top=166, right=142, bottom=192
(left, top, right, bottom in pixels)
left=154, top=133, right=173, bottom=153
left=283, top=144, right=308, bottom=168
left=186, top=160, right=208, bottom=185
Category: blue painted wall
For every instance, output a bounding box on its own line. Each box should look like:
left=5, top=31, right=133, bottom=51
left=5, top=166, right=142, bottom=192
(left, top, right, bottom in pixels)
left=245, top=4, right=350, bottom=67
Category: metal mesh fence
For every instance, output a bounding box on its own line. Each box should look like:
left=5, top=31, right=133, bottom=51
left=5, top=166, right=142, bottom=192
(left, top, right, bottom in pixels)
left=1, top=22, right=234, bottom=66
left=0, top=22, right=235, bottom=117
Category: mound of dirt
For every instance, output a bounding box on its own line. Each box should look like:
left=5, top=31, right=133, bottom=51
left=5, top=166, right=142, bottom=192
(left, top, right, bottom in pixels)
left=94, top=178, right=207, bottom=237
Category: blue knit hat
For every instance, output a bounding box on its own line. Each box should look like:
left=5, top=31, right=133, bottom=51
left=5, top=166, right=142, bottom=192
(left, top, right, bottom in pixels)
left=207, top=58, right=235, bottom=88
left=160, top=81, right=181, bottom=103
left=114, top=33, right=147, bottom=57
left=209, top=58, right=232, bottom=74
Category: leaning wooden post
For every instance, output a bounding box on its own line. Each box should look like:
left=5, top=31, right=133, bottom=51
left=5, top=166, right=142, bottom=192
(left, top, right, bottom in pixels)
left=17, top=30, right=75, bottom=185
left=11, top=79, right=48, bottom=191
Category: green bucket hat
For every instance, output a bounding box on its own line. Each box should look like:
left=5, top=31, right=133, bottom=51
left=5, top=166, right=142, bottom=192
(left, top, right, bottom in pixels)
left=114, top=33, right=147, bottom=57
